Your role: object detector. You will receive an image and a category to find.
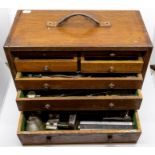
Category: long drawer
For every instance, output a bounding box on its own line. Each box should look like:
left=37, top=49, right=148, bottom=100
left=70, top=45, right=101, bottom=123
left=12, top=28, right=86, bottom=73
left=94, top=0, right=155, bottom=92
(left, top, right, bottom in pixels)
left=15, top=73, right=143, bottom=90
left=14, top=57, right=78, bottom=72
left=16, top=90, right=142, bottom=111
left=17, top=111, right=141, bottom=145
left=81, top=56, right=143, bottom=73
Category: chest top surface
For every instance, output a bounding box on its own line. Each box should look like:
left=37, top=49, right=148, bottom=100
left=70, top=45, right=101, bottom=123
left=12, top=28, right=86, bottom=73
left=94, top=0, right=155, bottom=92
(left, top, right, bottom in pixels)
left=5, top=10, right=152, bottom=49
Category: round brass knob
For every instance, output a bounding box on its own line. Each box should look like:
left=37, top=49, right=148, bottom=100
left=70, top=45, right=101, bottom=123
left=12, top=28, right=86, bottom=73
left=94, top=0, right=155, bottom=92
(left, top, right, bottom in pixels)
left=43, top=83, right=49, bottom=90
left=109, top=66, right=114, bottom=73
left=109, top=53, right=116, bottom=57
left=109, top=83, right=115, bottom=89
left=45, top=104, right=51, bottom=109
left=109, top=102, right=114, bottom=108
left=44, top=65, right=49, bottom=71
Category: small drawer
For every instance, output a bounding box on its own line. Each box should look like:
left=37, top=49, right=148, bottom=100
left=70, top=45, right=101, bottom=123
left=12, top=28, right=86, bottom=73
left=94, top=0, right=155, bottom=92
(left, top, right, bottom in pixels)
left=15, top=72, right=143, bottom=90
left=16, top=89, right=142, bottom=111
left=14, top=57, right=78, bottom=72
left=17, top=111, right=141, bottom=145
left=81, top=56, right=143, bottom=73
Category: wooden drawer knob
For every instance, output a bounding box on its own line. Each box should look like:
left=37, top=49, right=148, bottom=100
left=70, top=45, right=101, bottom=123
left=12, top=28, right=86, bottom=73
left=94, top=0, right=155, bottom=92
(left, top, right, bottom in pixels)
left=44, top=65, right=49, bottom=71
left=43, top=83, right=49, bottom=90
left=46, top=135, right=52, bottom=142
left=109, top=53, right=116, bottom=57
left=42, top=53, right=47, bottom=57
left=109, top=102, right=114, bottom=108
left=45, top=104, right=51, bottom=109
left=109, top=83, right=115, bottom=89
left=107, top=135, right=113, bottom=140
left=109, top=66, right=114, bottom=73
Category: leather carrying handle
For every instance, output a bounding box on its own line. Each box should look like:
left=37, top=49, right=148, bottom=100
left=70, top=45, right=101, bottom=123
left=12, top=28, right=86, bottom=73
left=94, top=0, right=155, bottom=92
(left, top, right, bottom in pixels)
left=46, top=13, right=111, bottom=28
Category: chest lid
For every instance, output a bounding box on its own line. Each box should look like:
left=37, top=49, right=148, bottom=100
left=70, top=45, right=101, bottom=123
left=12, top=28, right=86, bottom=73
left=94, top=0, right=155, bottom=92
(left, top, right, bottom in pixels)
left=5, top=10, right=152, bottom=49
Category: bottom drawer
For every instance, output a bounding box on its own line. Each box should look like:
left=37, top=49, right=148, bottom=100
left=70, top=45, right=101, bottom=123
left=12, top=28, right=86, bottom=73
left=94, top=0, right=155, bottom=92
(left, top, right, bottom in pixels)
left=17, top=111, right=141, bottom=145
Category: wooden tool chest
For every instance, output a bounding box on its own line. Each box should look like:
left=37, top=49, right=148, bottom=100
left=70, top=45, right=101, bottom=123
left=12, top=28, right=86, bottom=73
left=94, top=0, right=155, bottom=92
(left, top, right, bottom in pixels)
left=4, top=10, right=152, bottom=145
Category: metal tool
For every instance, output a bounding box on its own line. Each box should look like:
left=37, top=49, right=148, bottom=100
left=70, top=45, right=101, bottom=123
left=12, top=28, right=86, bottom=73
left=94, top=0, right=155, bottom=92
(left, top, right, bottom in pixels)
left=27, top=91, right=41, bottom=98
left=27, top=73, right=88, bottom=78
left=102, top=111, right=131, bottom=121
left=78, top=121, right=134, bottom=130
left=68, top=114, right=77, bottom=128
left=45, top=114, right=60, bottom=130
left=45, top=114, right=77, bottom=130
left=26, top=116, right=44, bottom=131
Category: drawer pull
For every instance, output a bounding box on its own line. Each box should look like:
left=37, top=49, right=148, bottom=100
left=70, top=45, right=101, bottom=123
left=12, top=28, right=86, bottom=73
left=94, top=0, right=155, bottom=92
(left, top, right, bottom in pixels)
left=46, top=136, right=52, bottom=142
left=109, top=53, right=116, bottom=57
left=107, top=135, right=113, bottom=140
left=109, top=102, right=114, bottom=108
left=44, top=65, right=49, bottom=71
left=43, top=83, right=49, bottom=90
left=45, top=104, right=51, bottom=109
left=109, top=66, right=114, bottom=73
left=109, top=83, right=115, bottom=89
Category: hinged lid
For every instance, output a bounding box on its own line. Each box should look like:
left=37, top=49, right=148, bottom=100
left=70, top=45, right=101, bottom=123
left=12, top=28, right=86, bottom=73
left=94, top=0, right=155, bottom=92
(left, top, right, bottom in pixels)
left=5, top=10, right=152, bottom=49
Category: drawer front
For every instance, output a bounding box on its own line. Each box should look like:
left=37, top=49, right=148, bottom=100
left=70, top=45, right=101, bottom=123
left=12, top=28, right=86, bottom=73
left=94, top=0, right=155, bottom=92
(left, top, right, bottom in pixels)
left=16, top=90, right=142, bottom=111
left=14, top=57, right=78, bottom=72
left=17, top=112, right=141, bottom=145
left=18, top=132, right=141, bottom=145
left=15, top=73, right=143, bottom=90
left=81, top=57, right=143, bottom=73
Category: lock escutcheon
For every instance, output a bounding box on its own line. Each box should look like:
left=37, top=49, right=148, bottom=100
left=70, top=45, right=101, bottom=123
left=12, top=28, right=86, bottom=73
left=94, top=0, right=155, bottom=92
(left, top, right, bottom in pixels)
left=46, top=135, right=52, bottom=142
left=107, top=134, right=113, bottom=141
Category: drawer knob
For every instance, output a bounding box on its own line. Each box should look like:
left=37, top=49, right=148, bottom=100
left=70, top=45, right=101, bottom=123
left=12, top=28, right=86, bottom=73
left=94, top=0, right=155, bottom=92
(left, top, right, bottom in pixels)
left=46, top=136, right=52, bottom=142
left=109, top=53, right=116, bottom=57
left=109, top=102, right=114, bottom=108
left=107, top=135, right=113, bottom=140
left=44, top=83, right=49, bottom=90
left=45, top=104, right=51, bottom=109
left=44, top=65, right=49, bottom=71
left=109, top=83, right=115, bottom=89
left=109, top=66, right=114, bottom=73
left=42, top=53, right=47, bottom=57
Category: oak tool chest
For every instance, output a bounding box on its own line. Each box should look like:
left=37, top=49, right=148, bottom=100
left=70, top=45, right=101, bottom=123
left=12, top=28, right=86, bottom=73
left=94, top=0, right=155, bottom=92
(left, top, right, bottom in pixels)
left=4, top=10, right=152, bottom=145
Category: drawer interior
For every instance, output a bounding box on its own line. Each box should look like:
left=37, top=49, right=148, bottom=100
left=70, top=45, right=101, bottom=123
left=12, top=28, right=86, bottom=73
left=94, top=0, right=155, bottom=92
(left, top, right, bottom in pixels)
left=83, top=55, right=140, bottom=61
left=81, top=56, right=143, bottom=61
left=14, top=57, right=77, bottom=62
left=17, top=72, right=141, bottom=79
left=18, top=89, right=140, bottom=98
left=19, top=110, right=139, bottom=132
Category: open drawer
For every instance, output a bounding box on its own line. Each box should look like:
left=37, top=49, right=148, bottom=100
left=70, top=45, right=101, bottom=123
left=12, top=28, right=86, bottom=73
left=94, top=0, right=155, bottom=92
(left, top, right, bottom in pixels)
left=81, top=56, right=143, bottom=73
left=14, top=57, right=78, bottom=72
left=17, top=111, right=141, bottom=145
left=15, top=72, right=143, bottom=90
left=16, top=89, right=142, bottom=111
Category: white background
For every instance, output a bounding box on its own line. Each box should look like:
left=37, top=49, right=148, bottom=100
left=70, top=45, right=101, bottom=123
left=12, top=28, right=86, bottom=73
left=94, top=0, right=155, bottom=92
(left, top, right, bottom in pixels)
left=0, top=0, right=155, bottom=153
